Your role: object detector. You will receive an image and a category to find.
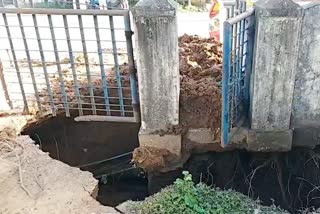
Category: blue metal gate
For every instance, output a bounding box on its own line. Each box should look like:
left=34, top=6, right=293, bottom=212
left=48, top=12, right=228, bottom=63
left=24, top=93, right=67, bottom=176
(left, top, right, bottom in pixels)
left=222, top=6, right=255, bottom=145
left=0, top=1, right=139, bottom=122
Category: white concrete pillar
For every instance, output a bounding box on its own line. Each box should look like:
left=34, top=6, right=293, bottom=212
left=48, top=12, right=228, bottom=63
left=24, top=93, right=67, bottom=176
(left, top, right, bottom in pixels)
left=133, top=0, right=181, bottom=157
left=248, top=0, right=303, bottom=151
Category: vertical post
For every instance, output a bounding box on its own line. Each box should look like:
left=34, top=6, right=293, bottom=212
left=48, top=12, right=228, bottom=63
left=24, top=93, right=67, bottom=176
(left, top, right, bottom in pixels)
left=76, top=0, right=97, bottom=115
left=33, top=14, right=55, bottom=115
left=93, top=15, right=111, bottom=115
left=63, top=15, right=83, bottom=116
left=222, top=22, right=232, bottom=146
left=18, top=13, right=42, bottom=113
left=124, top=13, right=139, bottom=121
left=48, top=15, right=70, bottom=117
left=0, top=58, right=13, bottom=110
left=109, top=15, right=125, bottom=116
left=133, top=0, right=181, bottom=158
left=2, top=13, right=28, bottom=113
left=248, top=0, right=302, bottom=151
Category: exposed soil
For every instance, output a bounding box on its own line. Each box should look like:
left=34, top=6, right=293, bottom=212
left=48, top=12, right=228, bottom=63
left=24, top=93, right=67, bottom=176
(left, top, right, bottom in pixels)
left=20, top=114, right=150, bottom=207
left=21, top=114, right=140, bottom=173
left=0, top=124, right=118, bottom=214
left=146, top=148, right=320, bottom=214
left=179, top=34, right=222, bottom=133
left=132, top=35, right=223, bottom=172
left=37, top=34, right=222, bottom=133
left=6, top=112, right=320, bottom=213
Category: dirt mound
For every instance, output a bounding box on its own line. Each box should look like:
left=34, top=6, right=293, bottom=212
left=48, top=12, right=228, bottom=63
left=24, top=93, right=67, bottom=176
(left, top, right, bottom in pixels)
left=37, top=34, right=222, bottom=133
left=178, top=34, right=222, bottom=134
left=133, top=146, right=179, bottom=172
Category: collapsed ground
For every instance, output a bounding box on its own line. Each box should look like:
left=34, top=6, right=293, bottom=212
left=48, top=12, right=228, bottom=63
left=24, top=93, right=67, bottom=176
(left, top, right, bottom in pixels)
left=17, top=35, right=320, bottom=213
left=0, top=117, right=118, bottom=214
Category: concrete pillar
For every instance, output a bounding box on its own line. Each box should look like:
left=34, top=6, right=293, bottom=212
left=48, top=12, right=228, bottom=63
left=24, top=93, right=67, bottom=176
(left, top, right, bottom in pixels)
left=291, top=3, right=320, bottom=148
left=132, top=0, right=181, bottom=157
left=248, top=0, right=302, bottom=151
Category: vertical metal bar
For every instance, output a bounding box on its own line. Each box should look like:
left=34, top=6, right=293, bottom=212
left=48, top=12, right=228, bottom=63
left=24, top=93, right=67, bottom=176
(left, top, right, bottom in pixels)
left=232, top=24, right=237, bottom=128
left=124, top=13, right=139, bottom=120
left=76, top=0, right=96, bottom=115
left=13, top=0, right=18, bottom=7
left=109, top=15, right=125, bottom=116
left=226, top=7, right=230, bottom=19
left=236, top=19, right=242, bottom=121
left=2, top=13, right=28, bottom=113
left=6, top=49, right=13, bottom=67
left=75, top=0, right=80, bottom=9
left=18, top=13, right=42, bottom=113
left=0, top=0, right=4, bottom=7
left=240, top=9, right=246, bottom=89
left=222, top=22, right=232, bottom=146
left=33, top=14, right=55, bottom=116
left=0, top=58, right=13, bottom=109
left=63, top=15, right=83, bottom=116
left=93, top=15, right=111, bottom=115
left=29, top=0, right=34, bottom=8
left=48, top=14, right=70, bottom=117
left=245, top=14, right=255, bottom=107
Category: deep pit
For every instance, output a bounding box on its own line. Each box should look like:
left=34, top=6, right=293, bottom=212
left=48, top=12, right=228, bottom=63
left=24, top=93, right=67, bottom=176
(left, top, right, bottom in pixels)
left=21, top=114, right=149, bottom=207
left=21, top=115, right=320, bottom=213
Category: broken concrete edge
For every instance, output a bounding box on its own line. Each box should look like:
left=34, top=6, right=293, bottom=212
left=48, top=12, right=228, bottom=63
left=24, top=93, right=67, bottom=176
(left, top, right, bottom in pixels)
left=247, top=129, right=293, bottom=152
left=0, top=135, right=118, bottom=214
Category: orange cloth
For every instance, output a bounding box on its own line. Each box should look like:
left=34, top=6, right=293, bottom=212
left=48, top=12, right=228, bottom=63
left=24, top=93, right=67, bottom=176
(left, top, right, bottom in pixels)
left=209, top=0, right=220, bottom=18
left=209, top=0, right=220, bottom=41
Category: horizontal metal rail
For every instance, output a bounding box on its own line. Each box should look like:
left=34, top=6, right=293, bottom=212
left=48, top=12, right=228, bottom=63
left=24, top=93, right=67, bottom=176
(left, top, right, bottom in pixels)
left=0, top=8, right=129, bottom=16
left=225, top=8, right=255, bottom=25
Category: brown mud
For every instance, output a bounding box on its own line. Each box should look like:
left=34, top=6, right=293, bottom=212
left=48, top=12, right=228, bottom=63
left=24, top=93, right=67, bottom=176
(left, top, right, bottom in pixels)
left=37, top=34, right=222, bottom=133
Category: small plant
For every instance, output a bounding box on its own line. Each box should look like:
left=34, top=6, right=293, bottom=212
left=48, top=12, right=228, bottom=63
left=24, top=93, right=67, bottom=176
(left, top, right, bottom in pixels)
left=130, top=171, right=288, bottom=214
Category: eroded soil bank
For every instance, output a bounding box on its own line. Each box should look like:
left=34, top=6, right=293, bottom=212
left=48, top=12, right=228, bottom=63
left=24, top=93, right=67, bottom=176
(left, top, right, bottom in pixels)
left=19, top=113, right=320, bottom=213
left=149, top=148, right=320, bottom=213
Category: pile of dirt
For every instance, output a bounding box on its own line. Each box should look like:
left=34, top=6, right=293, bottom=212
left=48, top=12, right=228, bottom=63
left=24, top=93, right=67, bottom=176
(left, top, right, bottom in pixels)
left=37, top=61, right=133, bottom=117
left=37, top=34, right=223, bottom=133
left=178, top=34, right=222, bottom=134
left=133, top=146, right=179, bottom=173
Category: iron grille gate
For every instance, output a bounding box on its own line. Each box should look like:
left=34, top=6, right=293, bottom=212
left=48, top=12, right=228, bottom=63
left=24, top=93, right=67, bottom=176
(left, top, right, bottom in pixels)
left=222, top=5, right=255, bottom=145
left=0, top=2, right=139, bottom=123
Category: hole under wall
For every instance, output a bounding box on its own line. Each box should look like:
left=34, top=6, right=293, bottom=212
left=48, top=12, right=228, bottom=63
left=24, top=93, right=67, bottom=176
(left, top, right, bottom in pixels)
left=21, top=115, right=320, bottom=213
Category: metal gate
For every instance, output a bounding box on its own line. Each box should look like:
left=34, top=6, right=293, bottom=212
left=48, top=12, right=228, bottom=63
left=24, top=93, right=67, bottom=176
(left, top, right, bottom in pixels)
left=0, top=0, right=139, bottom=122
left=221, top=3, right=255, bottom=145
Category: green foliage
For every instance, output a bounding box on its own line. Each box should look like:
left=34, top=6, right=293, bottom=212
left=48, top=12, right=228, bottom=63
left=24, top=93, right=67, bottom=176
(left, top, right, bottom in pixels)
left=131, top=171, right=288, bottom=214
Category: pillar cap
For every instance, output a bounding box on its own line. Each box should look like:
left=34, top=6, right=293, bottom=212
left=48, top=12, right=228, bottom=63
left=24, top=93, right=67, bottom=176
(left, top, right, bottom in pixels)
left=255, top=0, right=302, bottom=17
left=132, top=0, right=177, bottom=18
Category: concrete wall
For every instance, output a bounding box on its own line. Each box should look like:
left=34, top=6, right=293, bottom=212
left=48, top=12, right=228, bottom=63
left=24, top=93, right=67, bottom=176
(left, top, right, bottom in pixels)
left=292, top=4, right=320, bottom=126
left=291, top=3, right=320, bottom=147
left=250, top=1, right=320, bottom=148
